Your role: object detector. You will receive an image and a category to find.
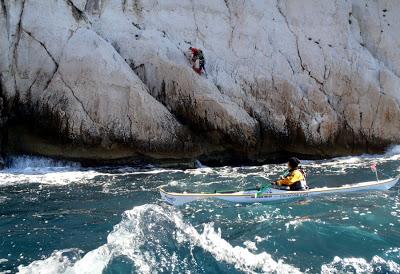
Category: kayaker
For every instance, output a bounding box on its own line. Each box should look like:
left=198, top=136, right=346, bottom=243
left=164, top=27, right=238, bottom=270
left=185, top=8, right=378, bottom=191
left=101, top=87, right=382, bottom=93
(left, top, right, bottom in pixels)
left=273, top=157, right=308, bottom=191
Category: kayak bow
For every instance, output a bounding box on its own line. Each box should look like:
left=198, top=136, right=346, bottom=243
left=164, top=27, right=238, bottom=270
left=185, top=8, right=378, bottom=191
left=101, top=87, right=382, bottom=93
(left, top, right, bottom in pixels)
left=160, top=177, right=399, bottom=206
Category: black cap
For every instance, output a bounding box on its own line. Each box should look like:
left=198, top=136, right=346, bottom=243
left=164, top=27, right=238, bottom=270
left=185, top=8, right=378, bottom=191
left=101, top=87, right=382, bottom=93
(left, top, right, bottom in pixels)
left=288, top=157, right=300, bottom=168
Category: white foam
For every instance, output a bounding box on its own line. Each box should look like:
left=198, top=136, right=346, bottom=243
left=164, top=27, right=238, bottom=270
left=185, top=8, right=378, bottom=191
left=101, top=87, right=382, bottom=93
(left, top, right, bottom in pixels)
left=254, top=235, right=269, bottom=243
left=284, top=217, right=322, bottom=230
left=321, top=255, right=400, bottom=273
left=0, top=167, right=174, bottom=187
left=184, top=167, right=214, bottom=176
left=243, top=240, right=258, bottom=251
left=302, top=144, right=400, bottom=171
left=0, top=155, right=184, bottom=187
left=5, top=155, right=80, bottom=172
left=18, top=204, right=300, bottom=274
left=0, top=169, right=100, bottom=187
left=17, top=249, right=83, bottom=274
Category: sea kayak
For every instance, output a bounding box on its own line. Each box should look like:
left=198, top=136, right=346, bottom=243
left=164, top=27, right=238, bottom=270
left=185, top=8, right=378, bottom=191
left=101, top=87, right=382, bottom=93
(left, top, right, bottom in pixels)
left=160, top=177, right=399, bottom=206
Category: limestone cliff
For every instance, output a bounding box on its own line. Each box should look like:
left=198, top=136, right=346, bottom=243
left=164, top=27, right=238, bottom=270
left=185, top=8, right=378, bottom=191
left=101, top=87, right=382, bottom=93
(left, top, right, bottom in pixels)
left=0, top=0, right=399, bottom=165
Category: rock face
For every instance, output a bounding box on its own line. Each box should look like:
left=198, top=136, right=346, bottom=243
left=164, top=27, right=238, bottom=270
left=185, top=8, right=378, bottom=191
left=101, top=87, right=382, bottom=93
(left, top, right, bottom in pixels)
left=0, top=0, right=399, bottom=164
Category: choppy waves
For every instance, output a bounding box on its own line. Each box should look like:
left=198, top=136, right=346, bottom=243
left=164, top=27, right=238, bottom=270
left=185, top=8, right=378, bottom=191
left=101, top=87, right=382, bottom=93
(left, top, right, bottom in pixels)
left=3, top=146, right=400, bottom=273
left=17, top=204, right=300, bottom=274
left=16, top=203, right=400, bottom=274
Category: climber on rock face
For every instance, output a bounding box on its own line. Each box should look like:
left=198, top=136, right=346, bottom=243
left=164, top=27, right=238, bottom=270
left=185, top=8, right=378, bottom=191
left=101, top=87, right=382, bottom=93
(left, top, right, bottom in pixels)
left=188, top=47, right=205, bottom=75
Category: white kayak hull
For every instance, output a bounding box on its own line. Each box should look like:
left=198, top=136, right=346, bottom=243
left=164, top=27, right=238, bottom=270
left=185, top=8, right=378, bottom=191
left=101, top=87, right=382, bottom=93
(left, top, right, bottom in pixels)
left=160, top=177, right=399, bottom=206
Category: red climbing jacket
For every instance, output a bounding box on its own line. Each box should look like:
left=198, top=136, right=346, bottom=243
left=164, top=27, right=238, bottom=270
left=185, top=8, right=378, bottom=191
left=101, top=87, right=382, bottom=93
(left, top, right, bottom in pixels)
left=190, top=47, right=200, bottom=56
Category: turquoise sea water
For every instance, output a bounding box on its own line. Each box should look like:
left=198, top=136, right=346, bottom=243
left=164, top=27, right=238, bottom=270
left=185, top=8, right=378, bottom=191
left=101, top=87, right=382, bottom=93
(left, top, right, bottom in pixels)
left=1, top=147, right=400, bottom=273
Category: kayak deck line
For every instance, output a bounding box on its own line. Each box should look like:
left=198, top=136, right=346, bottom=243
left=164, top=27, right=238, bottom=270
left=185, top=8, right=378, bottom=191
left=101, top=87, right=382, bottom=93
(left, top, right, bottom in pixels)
left=160, top=177, right=399, bottom=205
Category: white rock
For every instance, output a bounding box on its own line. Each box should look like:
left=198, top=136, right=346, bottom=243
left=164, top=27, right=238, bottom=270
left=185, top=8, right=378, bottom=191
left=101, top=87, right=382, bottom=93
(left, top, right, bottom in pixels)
left=40, top=28, right=192, bottom=152
left=0, top=0, right=399, bottom=162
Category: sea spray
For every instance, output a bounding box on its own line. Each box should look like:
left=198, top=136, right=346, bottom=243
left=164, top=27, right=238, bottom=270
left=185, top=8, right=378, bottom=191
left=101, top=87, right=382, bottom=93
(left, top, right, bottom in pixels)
left=5, top=155, right=80, bottom=172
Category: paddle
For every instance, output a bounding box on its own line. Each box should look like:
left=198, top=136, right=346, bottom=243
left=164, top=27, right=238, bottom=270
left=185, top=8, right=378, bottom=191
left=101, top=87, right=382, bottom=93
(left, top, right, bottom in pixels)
left=213, top=169, right=288, bottom=195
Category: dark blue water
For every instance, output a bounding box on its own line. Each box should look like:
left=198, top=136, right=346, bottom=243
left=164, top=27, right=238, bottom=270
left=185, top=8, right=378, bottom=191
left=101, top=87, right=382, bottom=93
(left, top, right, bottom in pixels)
left=1, top=148, right=400, bottom=273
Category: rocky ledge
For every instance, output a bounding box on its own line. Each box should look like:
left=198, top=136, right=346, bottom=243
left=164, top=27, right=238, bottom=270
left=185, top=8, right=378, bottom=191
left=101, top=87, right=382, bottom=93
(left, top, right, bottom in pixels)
left=0, top=0, right=399, bottom=166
